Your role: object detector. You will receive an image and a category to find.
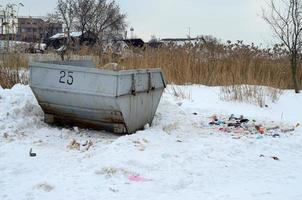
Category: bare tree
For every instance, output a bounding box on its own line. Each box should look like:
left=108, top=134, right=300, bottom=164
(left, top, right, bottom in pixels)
left=54, top=0, right=126, bottom=55
left=263, top=0, right=301, bottom=93
left=44, top=13, right=62, bottom=38
left=56, top=0, right=75, bottom=60
left=73, top=0, right=95, bottom=38
left=88, top=0, right=126, bottom=48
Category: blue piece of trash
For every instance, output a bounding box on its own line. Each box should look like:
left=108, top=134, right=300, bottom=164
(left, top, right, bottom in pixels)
left=217, top=120, right=225, bottom=125
left=256, top=136, right=264, bottom=140
left=272, top=133, right=280, bottom=138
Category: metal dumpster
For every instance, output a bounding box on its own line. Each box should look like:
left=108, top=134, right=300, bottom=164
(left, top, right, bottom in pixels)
left=29, top=60, right=166, bottom=133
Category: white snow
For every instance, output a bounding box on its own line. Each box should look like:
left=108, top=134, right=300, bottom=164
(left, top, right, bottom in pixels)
left=70, top=32, right=83, bottom=38
left=0, top=84, right=302, bottom=200
left=49, top=33, right=65, bottom=39
left=49, top=32, right=83, bottom=40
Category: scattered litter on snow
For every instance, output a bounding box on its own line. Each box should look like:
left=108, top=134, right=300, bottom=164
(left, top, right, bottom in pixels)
left=95, top=167, right=151, bottom=182
left=82, top=140, right=94, bottom=151
left=109, top=187, right=119, bottom=193
left=162, top=122, right=179, bottom=134
left=3, top=132, right=8, bottom=139
left=34, top=182, right=54, bottom=192
left=259, top=154, right=280, bottom=161
left=29, top=148, right=37, bottom=157
left=67, top=139, right=94, bottom=151
left=271, top=156, right=280, bottom=161
left=0, top=84, right=302, bottom=200
left=132, top=139, right=149, bottom=151
left=95, top=167, right=133, bottom=178
left=208, top=114, right=296, bottom=137
left=67, top=139, right=81, bottom=150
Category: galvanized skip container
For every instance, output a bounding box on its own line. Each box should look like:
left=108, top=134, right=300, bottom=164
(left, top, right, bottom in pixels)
left=29, top=60, right=166, bottom=133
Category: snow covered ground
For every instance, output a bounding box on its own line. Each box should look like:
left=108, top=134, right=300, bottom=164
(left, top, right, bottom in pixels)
left=0, top=84, right=302, bottom=200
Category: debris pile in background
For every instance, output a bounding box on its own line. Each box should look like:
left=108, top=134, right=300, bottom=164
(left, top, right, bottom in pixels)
left=209, top=114, right=298, bottom=136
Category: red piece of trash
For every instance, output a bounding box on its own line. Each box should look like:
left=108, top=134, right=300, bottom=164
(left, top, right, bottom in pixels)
left=259, top=127, right=265, bottom=134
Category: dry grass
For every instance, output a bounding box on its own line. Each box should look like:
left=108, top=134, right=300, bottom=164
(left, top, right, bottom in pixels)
left=0, top=41, right=301, bottom=106
left=0, top=52, right=99, bottom=88
left=108, top=41, right=300, bottom=106
left=2, top=42, right=301, bottom=90
left=112, top=42, right=301, bottom=90
left=28, top=53, right=99, bottom=64
left=0, top=53, right=28, bottom=88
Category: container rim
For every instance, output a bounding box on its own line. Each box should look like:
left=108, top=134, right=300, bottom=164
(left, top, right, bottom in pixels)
left=29, top=61, right=163, bottom=76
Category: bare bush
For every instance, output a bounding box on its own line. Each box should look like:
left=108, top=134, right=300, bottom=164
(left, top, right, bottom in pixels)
left=219, top=85, right=283, bottom=107
left=168, top=85, right=192, bottom=100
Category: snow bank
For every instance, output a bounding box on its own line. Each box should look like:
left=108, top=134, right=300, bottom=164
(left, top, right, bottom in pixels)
left=0, top=85, right=44, bottom=134
left=0, top=84, right=302, bottom=200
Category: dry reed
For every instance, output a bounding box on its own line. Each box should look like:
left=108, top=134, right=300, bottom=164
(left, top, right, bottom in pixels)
left=113, top=42, right=301, bottom=90
left=0, top=41, right=301, bottom=106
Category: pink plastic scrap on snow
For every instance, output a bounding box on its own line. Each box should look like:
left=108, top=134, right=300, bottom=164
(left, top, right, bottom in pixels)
left=128, top=175, right=152, bottom=182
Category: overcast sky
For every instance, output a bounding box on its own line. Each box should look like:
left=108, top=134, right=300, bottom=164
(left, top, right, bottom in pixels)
left=1, top=0, right=273, bottom=45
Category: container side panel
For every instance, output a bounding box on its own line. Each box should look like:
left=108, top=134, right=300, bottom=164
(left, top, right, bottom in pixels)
left=117, top=74, right=132, bottom=96
left=117, top=89, right=164, bottom=133
left=152, top=73, right=166, bottom=88
left=40, top=102, right=123, bottom=123
left=31, top=88, right=118, bottom=110
left=117, top=72, right=165, bottom=96
left=30, top=66, right=116, bottom=97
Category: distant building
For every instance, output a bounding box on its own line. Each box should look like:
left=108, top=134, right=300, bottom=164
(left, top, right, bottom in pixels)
left=160, top=37, right=202, bottom=45
left=18, top=17, right=62, bottom=42
left=0, top=16, right=62, bottom=42
left=122, top=38, right=145, bottom=48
